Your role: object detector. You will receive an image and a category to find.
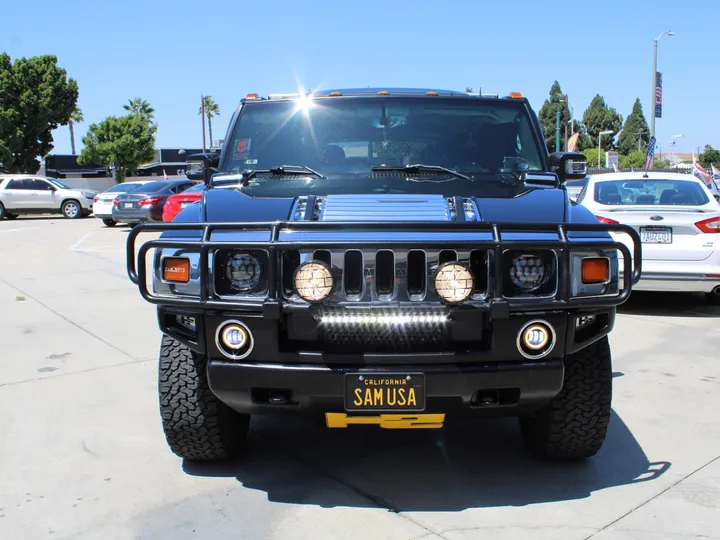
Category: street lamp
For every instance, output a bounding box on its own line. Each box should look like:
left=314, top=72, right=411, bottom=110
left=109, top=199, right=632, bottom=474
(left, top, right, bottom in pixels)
left=598, top=130, right=613, bottom=168
left=650, top=31, right=674, bottom=141
left=670, top=134, right=684, bottom=165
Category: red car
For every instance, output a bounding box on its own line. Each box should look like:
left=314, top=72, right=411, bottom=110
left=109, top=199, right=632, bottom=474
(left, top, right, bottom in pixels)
left=162, top=183, right=205, bottom=222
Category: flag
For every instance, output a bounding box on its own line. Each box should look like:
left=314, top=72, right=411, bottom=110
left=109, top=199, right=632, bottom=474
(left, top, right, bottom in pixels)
left=163, top=169, right=168, bottom=180
left=567, top=132, right=580, bottom=152
left=654, top=72, right=663, bottom=118
left=644, top=136, right=656, bottom=170
left=712, top=164, right=720, bottom=180
left=692, top=155, right=712, bottom=185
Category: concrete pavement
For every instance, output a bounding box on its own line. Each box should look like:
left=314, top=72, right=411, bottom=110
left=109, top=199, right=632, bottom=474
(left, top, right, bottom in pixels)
left=1, top=216, right=718, bottom=540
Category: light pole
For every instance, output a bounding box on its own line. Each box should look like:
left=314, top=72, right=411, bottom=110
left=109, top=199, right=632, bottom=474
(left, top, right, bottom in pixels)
left=650, top=31, right=674, bottom=141
left=670, top=134, right=684, bottom=165
left=200, top=95, right=207, bottom=152
left=598, top=130, right=613, bottom=168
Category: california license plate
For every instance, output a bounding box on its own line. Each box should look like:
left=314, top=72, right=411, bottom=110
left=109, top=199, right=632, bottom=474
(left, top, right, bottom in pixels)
left=640, top=226, right=672, bottom=243
left=124, top=203, right=133, bottom=208
left=345, top=373, right=425, bottom=411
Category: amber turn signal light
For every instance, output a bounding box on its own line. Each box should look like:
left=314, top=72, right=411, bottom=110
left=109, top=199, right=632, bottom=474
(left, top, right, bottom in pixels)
left=581, top=258, right=609, bottom=284
left=162, top=257, right=190, bottom=283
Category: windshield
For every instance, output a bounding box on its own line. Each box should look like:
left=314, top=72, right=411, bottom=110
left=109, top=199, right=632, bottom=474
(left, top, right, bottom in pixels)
left=220, top=96, right=545, bottom=197
left=48, top=179, right=71, bottom=189
left=595, top=179, right=710, bottom=206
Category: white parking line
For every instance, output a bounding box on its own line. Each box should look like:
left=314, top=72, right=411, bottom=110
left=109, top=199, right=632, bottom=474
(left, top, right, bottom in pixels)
left=0, top=227, right=38, bottom=234
left=69, top=232, right=92, bottom=251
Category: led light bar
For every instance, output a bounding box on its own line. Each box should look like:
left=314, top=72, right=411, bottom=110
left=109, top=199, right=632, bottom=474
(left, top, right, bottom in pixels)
left=320, top=314, right=448, bottom=325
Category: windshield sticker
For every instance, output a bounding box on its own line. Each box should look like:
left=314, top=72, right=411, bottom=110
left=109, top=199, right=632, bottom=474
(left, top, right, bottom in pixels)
left=234, top=139, right=251, bottom=159
left=245, top=159, right=258, bottom=165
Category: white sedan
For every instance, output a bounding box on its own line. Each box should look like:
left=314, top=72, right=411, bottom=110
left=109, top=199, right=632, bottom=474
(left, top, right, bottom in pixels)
left=576, top=171, right=720, bottom=304
left=93, top=181, right=151, bottom=227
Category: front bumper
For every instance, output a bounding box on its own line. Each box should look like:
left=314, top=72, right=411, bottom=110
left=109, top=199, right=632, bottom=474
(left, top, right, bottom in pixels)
left=631, top=273, right=720, bottom=293
left=208, top=358, right=565, bottom=417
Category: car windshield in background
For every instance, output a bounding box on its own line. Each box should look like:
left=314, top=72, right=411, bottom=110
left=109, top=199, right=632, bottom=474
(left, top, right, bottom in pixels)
left=49, top=179, right=71, bottom=189
left=220, top=96, right=545, bottom=197
left=131, top=181, right=172, bottom=193
left=106, top=183, right=144, bottom=193
left=595, top=179, right=710, bottom=206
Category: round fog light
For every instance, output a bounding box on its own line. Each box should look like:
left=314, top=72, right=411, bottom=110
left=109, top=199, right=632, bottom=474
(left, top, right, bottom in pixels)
left=517, top=320, right=555, bottom=359
left=216, top=320, right=254, bottom=359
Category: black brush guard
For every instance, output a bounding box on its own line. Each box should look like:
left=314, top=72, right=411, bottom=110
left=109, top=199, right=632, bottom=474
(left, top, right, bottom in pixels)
left=126, top=221, right=641, bottom=313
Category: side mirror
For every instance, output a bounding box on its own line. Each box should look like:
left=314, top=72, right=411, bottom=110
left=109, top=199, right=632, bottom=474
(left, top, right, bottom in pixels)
left=185, top=153, right=220, bottom=185
left=548, top=152, right=587, bottom=183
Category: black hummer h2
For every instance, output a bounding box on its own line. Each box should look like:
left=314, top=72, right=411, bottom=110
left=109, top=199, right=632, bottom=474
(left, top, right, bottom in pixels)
left=127, top=88, right=641, bottom=461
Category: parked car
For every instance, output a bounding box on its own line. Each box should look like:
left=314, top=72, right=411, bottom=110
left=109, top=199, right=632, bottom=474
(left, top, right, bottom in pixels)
left=162, top=183, right=205, bottom=222
left=93, top=181, right=152, bottom=227
left=577, top=171, right=720, bottom=304
left=111, top=180, right=197, bottom=225
left=126, top=88, right=642, bottom=463
left=565, top=177, right=588, bottom=202
left=0, top=175, right=97, bottom=220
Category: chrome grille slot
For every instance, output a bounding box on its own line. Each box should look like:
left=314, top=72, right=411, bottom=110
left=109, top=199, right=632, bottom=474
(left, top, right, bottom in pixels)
left=407, top=250, right=426, bottom=298
left=375, top=250, right=395, bottom=298
left=343, top=250, right=363, bottom=298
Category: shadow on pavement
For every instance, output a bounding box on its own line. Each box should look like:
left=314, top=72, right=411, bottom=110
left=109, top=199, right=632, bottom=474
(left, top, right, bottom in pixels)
left=183, top=410, right=670, bottom=510
left=619, top=290, right=720, bottom=318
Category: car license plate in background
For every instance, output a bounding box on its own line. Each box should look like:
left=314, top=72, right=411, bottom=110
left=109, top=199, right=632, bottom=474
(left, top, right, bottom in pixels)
left=345, top=373, right=425, bottom=411
left=124, top=203, right=133, bottom=209
left=640, top=226, right=672, bottom=243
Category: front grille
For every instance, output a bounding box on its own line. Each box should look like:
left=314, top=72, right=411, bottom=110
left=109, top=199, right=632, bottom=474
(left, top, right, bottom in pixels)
left=281, top=248, right=489, bottom=303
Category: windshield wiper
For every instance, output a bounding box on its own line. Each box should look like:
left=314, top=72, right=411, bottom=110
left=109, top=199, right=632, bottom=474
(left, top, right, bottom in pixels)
left=241, top=164, right=326, bottom=182
left=371, top=164, right=470, bottom=181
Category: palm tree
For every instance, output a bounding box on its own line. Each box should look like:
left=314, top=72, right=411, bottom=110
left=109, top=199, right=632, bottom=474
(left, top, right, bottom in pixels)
left=68, top=106, right=84, bottom=155
left=199, top=96, right=220, bottom=146
left=123, top=98, right=155, bottom=121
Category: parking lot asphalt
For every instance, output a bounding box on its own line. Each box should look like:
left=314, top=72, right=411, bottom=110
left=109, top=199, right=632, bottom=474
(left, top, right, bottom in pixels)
left=1, top=215, right=719, bottom=540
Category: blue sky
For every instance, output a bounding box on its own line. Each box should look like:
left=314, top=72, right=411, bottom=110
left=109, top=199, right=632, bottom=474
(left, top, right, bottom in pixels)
left=2, top=0, right=718, bottom=158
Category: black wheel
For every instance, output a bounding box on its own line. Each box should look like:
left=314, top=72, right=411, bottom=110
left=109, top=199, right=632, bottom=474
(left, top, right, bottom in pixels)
left=61, top=199, right=82, bottom=219
left=707, top=290, right=720, bottom=305
left=6, top=213, right=18, bottom=219
left=0, top=202, right=6, bottom=220
left=519, top=336, right=612, bottom=460
left=102, top=218, right=116, bottom=227
left=158, top=335, right=250, bottom=461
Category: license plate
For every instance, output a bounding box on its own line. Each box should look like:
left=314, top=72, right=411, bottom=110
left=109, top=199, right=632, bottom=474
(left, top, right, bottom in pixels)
left=124, top=203, right=133, bottom=208
left=345, top=373, right=425, bottom=411
left=640, top=226, right=672, bottom=243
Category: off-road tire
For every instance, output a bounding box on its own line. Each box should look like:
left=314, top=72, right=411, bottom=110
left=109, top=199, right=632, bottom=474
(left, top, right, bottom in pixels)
left=158, top=335, right=250, bottom=461
left=61, top=199, right=82, bottom=219
left=102, top=218, right=116, bottom=227
left=519, top=336, right=612, bottom=460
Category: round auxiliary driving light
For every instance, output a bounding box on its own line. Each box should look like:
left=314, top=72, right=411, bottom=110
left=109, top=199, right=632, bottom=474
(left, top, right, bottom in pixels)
left=294, top=261, right=334, bottom=302
left=226, top=253, right=262, bottom=292
left=508, top=252, right=551, bottom=293
left=434, top=262, right=474, bottom=303
left=215, top=320, right=254, bottom=360
left=516, top=320, right=556, bottom=359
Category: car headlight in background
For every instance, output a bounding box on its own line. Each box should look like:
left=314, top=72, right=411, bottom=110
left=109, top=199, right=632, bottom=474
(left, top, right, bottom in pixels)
left=434, top=262, right=474, bottom=303
left=82, top=192, right=95, bottom=199
left=294, top=261, right=334, bottom=302
left=226, top=253, right=262, bottom=291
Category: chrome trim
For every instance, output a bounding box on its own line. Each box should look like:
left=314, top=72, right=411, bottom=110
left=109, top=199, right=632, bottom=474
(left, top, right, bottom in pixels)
left=215, top=320, right=255, bottom=360
left=516, top=319, right=556, bottom=360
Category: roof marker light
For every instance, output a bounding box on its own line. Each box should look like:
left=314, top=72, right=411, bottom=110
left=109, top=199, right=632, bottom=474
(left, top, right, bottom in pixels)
left=329, top=91, right=342, bottom=96
left=509, top=92, right=523, bottom=99
left=378, top=91, right=390, bottom=95
left=426, top=91, right=439, bottom=96
left=246, top=93, right=260, bottom=100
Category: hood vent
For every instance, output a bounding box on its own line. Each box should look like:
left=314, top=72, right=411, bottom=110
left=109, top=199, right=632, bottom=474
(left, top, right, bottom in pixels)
left=291, top=194, right=481, bottom=222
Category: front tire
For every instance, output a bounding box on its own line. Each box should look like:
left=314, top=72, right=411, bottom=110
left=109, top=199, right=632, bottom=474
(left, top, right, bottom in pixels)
left=102, top=218, right=116, bottom=227
left=62, top=200, right=82, bottom=219
left=0, top=202, right=6, bottom=220
left=519, top=336, right=612, bottom=460
left=158, top=335, right=250, bottom=461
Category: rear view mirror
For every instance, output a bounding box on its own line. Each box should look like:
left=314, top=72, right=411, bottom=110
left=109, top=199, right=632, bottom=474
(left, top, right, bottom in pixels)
left=548, top=152, right=587, bottom=183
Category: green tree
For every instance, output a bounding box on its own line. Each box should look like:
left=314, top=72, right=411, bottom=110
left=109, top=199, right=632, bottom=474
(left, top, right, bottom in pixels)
left=581, top=148, right=607, bottom=168
left=537, top=81, right=570, bottom=153
left=619, top=150, right=647, bottom=169
left=616, top=98, right=649, bottom=155
left=699, top=145, right=720, bottom=168
left=78, top=114, right=157, bottom=182
left=123, top=98, right=155, bottom=122
left=68, top=106, right=84, bottom=155
left=580, top=94, right=623, bottom=151
left=199, top=96, right=220, bottom=146
left=0, top=53, right=79, bottom=172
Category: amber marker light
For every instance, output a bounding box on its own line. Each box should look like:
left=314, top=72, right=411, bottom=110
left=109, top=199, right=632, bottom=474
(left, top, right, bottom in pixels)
left=162, top=257, right=190, bottom=283
left=581, top=258, right=609, bottom=284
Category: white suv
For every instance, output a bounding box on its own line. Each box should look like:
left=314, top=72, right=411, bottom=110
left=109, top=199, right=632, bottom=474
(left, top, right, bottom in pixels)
left=0, top=175, right=98, bottom=220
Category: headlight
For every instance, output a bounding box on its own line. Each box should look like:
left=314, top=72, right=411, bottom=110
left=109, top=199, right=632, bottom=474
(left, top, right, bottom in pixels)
left=434, top=262, right=474, bottom=303
left=226, top=253, right=262, bottom=291
left=82, top=192, right=95, bottom=199
left=507, top=252, right=552, bottom=293
left=294, top=262, right=334, bottom=302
